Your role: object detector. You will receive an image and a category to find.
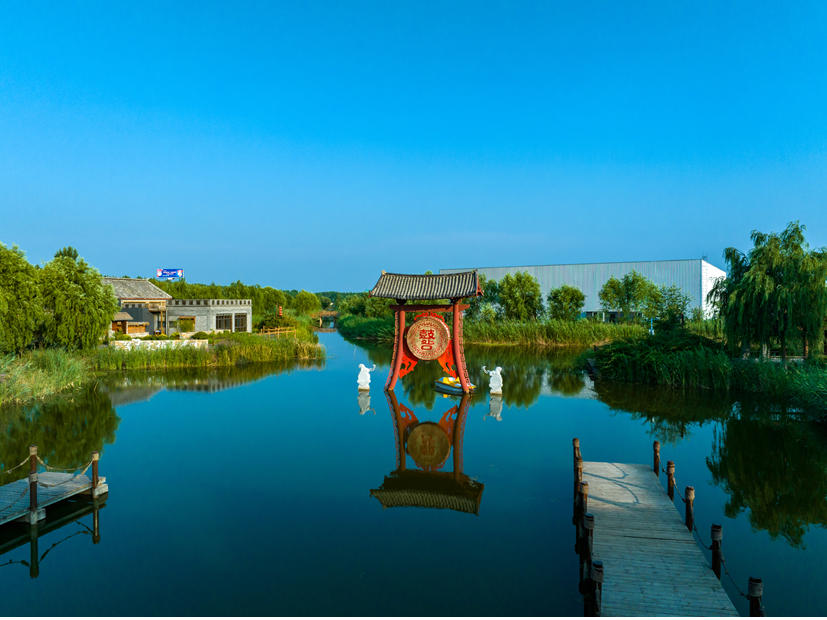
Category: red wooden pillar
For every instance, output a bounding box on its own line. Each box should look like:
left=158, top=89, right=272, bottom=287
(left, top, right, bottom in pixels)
left=386, top=309, right=406, bottom=391
left=452, top=302, right=470, bottom=393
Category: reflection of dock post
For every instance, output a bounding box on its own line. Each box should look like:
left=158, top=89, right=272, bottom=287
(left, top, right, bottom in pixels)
left=666, top=460, right=675, bottom=501
left=711, top=523, right=722, bottom=580
left=653, top=440, right=660, bottom=477
left=93, top=498, right=101, bottom=544
left=29, top=523, right=39, bottom=579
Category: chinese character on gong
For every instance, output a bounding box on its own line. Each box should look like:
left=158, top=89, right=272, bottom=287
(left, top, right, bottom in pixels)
left=419, top=328, right=435, bottom=350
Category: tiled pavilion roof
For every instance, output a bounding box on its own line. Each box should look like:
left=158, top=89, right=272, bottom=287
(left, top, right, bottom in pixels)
left=369, top=271, right=481, bottom=301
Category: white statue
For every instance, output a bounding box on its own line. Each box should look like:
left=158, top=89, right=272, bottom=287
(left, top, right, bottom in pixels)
left=358, top=392, right=375, bottom=415
left=485, top=395, right=503, bottom=421
left=357, top=364, right=376, bottom=391
left=482, top=366, right=503, bottom=395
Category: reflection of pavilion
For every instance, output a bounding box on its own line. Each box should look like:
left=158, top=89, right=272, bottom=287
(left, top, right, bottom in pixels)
left=370, top=391, right=484, bottom=515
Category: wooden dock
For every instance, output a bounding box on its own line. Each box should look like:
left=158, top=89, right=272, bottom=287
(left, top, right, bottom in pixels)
left=0, top=472, right=107, bottom=527
left=581, top=461, right=738, bottom=617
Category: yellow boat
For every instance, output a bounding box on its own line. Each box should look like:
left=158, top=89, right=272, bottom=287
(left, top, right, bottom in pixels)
left=434, top=376, right=475, bottom=395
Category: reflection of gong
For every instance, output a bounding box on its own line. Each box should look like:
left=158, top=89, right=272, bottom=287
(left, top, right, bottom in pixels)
left=407, top=422, right=450, bottom=467
left=406, top=316, right=450, bottom=361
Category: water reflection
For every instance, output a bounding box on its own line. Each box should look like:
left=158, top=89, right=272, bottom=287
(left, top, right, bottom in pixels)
left=370, top=391, right=484, bottom=515
left=707, top=405, right=827, bottom=549
left=0, top=389, right=120, bottom=483
left=353, top=338, right=590, bottom=409
left=0, top=497, right=104, bottom=579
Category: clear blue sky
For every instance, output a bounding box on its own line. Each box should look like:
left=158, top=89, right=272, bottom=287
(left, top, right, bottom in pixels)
left=2, top=1, right=825, bottom=292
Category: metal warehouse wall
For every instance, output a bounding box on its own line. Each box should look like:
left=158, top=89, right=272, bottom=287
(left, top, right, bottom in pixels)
left=441, top=260, right=725, bottom=313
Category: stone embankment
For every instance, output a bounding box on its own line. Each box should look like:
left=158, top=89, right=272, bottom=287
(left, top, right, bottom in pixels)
left=109, top=339, right=209, bottom=351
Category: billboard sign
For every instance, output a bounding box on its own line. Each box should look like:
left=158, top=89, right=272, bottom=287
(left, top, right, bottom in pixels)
left=157, top=269, right=184, bottom=280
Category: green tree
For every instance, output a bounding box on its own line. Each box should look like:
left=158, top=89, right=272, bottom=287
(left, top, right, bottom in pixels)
left=547, top=284, right=585, bottom=321
left=40, top=257, right=119, bottom=350
left=499, top=271, right=543, bottom=320
left=598, top=270, right=657, bottom=323
left=54, top=246, right=79, bottom=261
left=709, top=221, right=827, bottom=361
left=466, top=273, right=499, bottom=321
left=642, top=284, right=692, bottom=329
left=0, top=243, right=42, bottom=352
left=293, top=290, right=322, bottom=315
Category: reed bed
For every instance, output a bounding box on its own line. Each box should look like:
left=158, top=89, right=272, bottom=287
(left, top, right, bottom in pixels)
left=90, top=335, right=325, bottom=371
left=338, top=315, right=645, bottom=346
left=593, top=331, right=827, bottom=418
left=0, top=350, right=90, bottom=405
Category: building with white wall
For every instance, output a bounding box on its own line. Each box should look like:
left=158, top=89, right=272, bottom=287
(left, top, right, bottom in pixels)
left=441, top=259, right=726, bottom=318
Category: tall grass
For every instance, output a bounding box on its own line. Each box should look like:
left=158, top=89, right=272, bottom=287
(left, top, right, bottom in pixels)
left=593, top=330, right=827, bottom=417
left=338, top=315, right=645, bottom=346
left=0, top=350, right=90, bottom=405
left=89, top=334, right=325, bottom=371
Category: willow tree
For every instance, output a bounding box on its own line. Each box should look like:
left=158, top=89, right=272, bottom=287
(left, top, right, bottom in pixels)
left=709, top=221, right=827, bottom=362
left=40, top=257, right=119, bottom=350
left=0, top=242, right=42, bottom=352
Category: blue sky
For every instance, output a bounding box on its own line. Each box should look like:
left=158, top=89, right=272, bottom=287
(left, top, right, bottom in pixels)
left=2, top=1, right=825, bottom=292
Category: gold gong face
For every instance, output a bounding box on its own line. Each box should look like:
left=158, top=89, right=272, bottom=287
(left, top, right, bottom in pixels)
left=406, top=316, right=450, bottom=361
left=407, top=422, right=450, bottom=467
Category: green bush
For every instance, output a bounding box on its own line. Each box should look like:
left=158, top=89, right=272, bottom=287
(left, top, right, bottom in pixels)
left=113, top=333, right=132, bottom=341
left=255, top=312, right=299, bottom=330
left=191, top=331, right=209, bottom=340
left=177, top=318, right=195, bottom=332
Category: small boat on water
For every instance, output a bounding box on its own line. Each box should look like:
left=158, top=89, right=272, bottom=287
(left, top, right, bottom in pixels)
left=434, top=376, right=475, bottom=395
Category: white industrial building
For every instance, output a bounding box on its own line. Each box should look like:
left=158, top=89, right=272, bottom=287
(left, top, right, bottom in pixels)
left=440, top=259, right=726, bottom=318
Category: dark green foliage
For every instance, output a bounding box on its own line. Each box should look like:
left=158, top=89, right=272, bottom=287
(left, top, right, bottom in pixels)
left=337, top=292, right=394, bottom=319
left=255, top=312, right=299, bottom=330
left=149, top=278, right=290, bottom=316
left=465, top=274, right=499, bottom=321
left=709, top=221, right=827, bottom=361
left=0, top=242, right=42, bottom=352
left=40, top=257, right=119, bottom=350
left=53, top=246, right=79, bottom=260
left=547, top=284, right=586, bottom=321
left=499, top=271, right=544, bottom=320
left=177, top=318, right=195, bottom=332
left=191, top=332, right=209, bottom=340
left=598, top=270, right=658, bottom=322
left=293, top=290, right=321, bottom=315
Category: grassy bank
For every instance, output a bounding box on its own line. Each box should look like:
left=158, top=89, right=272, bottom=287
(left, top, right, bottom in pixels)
left=0, top=332, right=326, bottom=406
left=89, top=332, right=325, bottom=371
left=338, top=314, right=645, bottom=346
left=0, top=350, right=91, bottom=405
left=592, top=331, right=827, bottom=417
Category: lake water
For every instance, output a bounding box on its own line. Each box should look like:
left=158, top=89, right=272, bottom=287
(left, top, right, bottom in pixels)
left=1, top=331, right=826, bottom=616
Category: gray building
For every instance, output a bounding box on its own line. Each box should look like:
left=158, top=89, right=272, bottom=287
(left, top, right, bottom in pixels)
left=165, top=299, right=253, bottom=333
left=441, top=259, right=726, bottom=318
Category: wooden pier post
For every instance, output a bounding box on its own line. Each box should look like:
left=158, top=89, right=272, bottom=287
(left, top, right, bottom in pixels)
left=573, top=456, right=583, bottom=528
left=653, top=440, right=660, bottom=476
left=573, top=437, right=581, bottom=466
left=748, top=576, right=764, bottom=616
left=583, top=513, right=595, bottom=577
left=579, top=482, right=589, bottom=522
left=711, top=523, right=722, bottom=580
left=685, top=486, right=695, bottom=532
left=666, top=460, right=675, bottom=501
left=92, top=451, right=99, bottom=493
left=28, top=445, right=37, bottom=519
left=590, top=560, right=604, bottom=617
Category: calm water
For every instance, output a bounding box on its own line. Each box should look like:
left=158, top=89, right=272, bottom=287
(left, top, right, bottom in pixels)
left=2, top=331, right=827, bottom=616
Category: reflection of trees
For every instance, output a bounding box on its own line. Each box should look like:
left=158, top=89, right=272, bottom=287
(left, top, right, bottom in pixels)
left=0, top=387, right=120, bottom=482
left=707, top=406, right=827, bottom=549
left=344, top=335, right=591, bottom=409
left=592, top=382, right=736, bottom=445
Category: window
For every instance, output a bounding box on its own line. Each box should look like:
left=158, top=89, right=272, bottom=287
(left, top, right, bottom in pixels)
left=234, top=313, right=247, bottom=332
left=216, top=314, right=232, bottom=330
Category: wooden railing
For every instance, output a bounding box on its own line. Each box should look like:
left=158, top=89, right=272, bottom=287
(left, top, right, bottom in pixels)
left=259, top=327, right=297, bottom=339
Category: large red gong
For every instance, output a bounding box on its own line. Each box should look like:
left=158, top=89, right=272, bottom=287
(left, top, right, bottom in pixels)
left=406, top=316, right=450, bottom=361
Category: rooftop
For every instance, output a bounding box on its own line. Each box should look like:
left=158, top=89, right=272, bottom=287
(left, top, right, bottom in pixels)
left=103, top=278, right=172, bottom=300
left=369, top=271, right=481, bottom=301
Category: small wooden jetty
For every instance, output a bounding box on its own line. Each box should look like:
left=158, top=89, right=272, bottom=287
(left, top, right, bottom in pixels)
left=572, top=439, right=764, bottom=617
left=0, top=447, right=108, bottom=528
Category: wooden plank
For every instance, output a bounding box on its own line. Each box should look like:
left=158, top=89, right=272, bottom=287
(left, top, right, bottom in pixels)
left=0, top=474, right=94, bottom=527
left=581, top=461, right=739, bottom=617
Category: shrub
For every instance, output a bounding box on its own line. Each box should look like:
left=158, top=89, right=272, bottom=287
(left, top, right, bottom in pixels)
left=191, top=331, right=209, bottom=340
left=178, top=318, right=195, bottom=332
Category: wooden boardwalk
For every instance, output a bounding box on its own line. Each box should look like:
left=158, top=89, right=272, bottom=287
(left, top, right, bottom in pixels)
left=0, top=473, right=107, bottom=527
left=582, top=461, right=739, bottom=617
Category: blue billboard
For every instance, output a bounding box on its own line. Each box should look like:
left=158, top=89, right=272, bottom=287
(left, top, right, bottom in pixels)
left=157, top=268, right=184, bottom=280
